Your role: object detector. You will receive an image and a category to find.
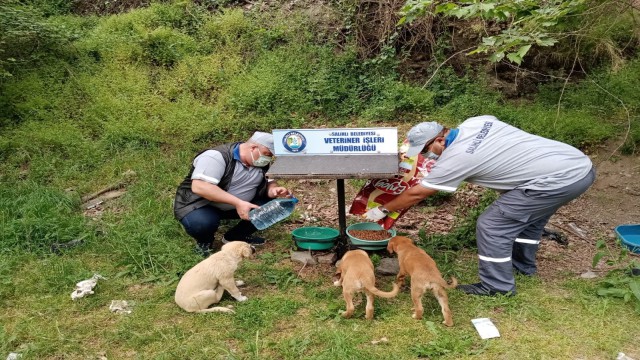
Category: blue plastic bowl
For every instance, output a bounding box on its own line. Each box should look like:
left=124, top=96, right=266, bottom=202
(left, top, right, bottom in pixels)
left=346, top=222, right=396, bottom=251
left=615, top=224, right=640, bottom=254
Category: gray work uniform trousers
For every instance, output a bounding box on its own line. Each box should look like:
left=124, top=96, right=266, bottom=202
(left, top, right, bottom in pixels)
left=475, top=167, right=596, bottom=294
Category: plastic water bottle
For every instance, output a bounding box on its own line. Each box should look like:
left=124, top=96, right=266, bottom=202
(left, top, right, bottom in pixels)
left=249, top=197, right=299, bottom=230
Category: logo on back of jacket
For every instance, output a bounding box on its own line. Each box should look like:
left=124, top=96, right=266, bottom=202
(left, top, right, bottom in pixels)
left=282, top=131, right=307, bottom=153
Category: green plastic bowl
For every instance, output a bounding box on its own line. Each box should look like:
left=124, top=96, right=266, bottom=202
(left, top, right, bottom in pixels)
left=346, top=222, right=396, bottom=250
left=292, top=227, right=339, bottom=251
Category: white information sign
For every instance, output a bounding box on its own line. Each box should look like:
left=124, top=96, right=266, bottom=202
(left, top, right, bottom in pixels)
left=273, top=128, right=397, bottom=156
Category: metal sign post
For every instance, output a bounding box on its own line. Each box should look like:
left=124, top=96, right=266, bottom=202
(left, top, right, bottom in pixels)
left=266, top=128, right=399, bottom=250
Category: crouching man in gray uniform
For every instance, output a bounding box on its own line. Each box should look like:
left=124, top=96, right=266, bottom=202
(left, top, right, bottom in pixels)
left=174, top=132, right=292, bottom=256
left=365, top=115, right=595, bottom=296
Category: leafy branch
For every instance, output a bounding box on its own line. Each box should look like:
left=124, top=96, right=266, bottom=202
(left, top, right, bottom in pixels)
left=398, top=0, right=588, bottom=64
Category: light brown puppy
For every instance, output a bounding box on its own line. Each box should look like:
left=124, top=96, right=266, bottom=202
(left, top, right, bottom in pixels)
left=387, top=236, right=457, bottom=326
left=175, top=241, right=255, bottom=313
left=333, top=249, right=400, bottom=320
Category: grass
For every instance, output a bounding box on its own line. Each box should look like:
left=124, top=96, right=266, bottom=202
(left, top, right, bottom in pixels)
left=1, top=2, right=639, bottom=359
left=1, top=237, right=640, bottom=359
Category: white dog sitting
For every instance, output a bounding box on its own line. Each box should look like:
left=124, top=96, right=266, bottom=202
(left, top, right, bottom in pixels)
left=175, top=241, right=255, bottom=313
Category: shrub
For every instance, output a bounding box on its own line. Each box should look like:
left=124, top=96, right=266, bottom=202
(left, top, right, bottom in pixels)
left=361, top=79, right=435, bottom=121
left=141, top=27, right=197, bottom=67
left=0, top=1, right=70, bottom=77
left=198, top=9, right=258, bottom=53
left=147, top=2, right=209, bottom=35
left=224, top=44, right=437, bottom=121
left=153, top=53, right=242, bottom=102
left=222, top=45, right=317, bottom=116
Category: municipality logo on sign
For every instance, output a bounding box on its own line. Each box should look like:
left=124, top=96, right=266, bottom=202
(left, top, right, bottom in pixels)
left=282, top=131, right=306, bottom=153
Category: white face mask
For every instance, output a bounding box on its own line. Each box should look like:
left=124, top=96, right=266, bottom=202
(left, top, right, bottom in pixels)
left=422, top=150, right=439, bottom=160
left=251, top=148, right=272, bottom=167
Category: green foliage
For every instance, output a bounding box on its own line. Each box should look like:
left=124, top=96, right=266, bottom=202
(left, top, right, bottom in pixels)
left=411, top=322, right=477, bottom=357
left=0, top=182, right=94, bottom=253
left=597, top=273, right=640, bottom=313
left=495, top=105, right=615, bottom=149
left=398, top=0, right=637, bottom=66
left=360, top=79, right=435, bottom=121
left=536, top=58, right=640, bottom=153
left=621, top=126, right=640, bottom=155
left=146, top=2, right=210, bottom=35
left=370, top=253, right=381, bottom=267
left=429, top=69, right=619, bottom=149
left=592, top=239, right=627, bottom=268
left=19, top=0, right=74, bottom=15
left=592, top=240, right=640, bottom=312
left=539, top=59, right=640, bottom=116
left=424, top=65, right=474, bottom=106
left=563, top=3, right=639, bottom=70
left=198, top=8, right=280, bottom=56
left=399, top=0, right=587, bottom=63
left=141, top=26, right=197, bottom=67
left=0, top=1, right=71, bottom=77
left=224, top=45, right=436, bottom=122
left=420, top=189, right=498, bottom=251
left=264, top=268, right=303, bottom=290
left=153, top=53, right=242, bottom=102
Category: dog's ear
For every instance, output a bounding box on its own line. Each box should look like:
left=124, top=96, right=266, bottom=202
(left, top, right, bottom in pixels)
left=387, top=237, right=396, bottom=254
left=242, top=244, right=253, bottom=258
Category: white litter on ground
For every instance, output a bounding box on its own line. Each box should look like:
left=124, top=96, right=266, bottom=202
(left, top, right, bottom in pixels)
left=109, top=300, right=134, bottom=314
left=71, top=274, right=106, bottom=300
left=471, top=318, right=500, bottom=339
left=370, top=337, right=388, bottom=345
left=580, top=270, right=598, bottom=279
left=617, top=352, right=636, bottom=360
left=6, top=352, right=22, bottom=360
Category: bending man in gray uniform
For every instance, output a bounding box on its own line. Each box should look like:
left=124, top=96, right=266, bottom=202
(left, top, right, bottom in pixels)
left=365, top=115, right=595, bottom=296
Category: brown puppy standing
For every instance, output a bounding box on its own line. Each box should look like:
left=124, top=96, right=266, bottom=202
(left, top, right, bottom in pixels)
left=333, top=249, right=400, bottom=320
left=175, top=241, right=255, bottom=313
left=387, top=236, right=457, bottom=326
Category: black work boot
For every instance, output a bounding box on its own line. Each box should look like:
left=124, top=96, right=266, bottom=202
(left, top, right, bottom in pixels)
left=195, top=242, right=214, bottom=258
left=456, top=282, right=514, bottom=297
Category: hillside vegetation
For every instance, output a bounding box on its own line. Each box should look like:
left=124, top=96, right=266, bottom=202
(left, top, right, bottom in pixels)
left=1, top=0, right=639, bottom=358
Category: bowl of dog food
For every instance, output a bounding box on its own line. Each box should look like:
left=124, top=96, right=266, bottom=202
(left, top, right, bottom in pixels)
left=346, top=222, right=396, bottom=250
left=292, top=226, right=340, bottom=251
left=615, top=224, right=640, bottom=254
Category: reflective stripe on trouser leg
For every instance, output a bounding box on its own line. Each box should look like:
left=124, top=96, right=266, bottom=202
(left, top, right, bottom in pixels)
left=476, top=203, right=530, bottom=294
left=512, top=214, right=550, bottom=275
left=510, top=167, right=596, bottom=276
left=476, top=167, right=596, bottom=293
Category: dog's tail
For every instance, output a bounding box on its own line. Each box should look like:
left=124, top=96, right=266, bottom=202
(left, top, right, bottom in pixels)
left=195, top=306, right=235, bottom=314
left=366, top=282, right=400, bottom=298
left=443, top=276, right=458, bottom=289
